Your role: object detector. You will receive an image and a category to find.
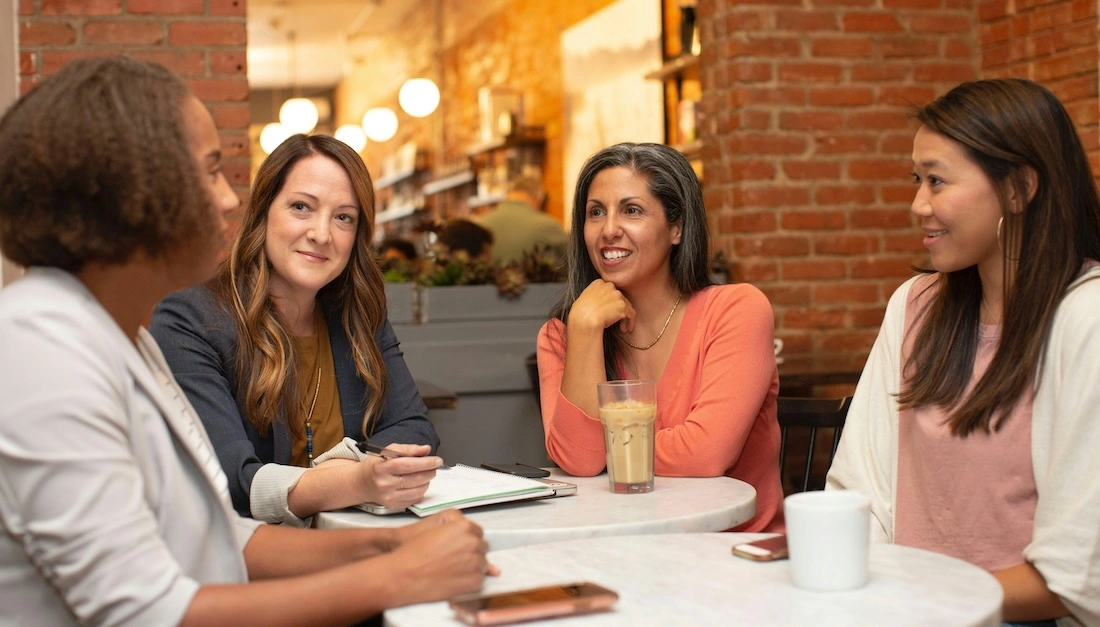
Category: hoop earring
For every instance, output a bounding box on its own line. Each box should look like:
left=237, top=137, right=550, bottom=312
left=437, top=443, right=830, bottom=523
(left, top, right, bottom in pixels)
left=997, top=216, right=1004, bottom=251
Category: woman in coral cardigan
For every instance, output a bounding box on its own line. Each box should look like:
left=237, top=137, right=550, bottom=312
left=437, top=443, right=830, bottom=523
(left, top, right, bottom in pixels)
left=537, top=143, right=783, bottom=532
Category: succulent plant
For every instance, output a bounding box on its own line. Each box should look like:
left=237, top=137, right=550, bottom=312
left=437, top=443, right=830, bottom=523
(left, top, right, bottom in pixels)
left=520, top=244, right=566, bottom=284
left=495, top=262, right=529, bottom=299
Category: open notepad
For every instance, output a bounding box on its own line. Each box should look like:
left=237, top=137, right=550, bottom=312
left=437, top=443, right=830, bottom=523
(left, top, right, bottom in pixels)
left=407, top=464, right=556, bottom=517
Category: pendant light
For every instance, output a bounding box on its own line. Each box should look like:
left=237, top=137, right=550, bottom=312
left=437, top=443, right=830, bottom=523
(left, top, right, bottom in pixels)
left=334, top=123, right=367, bottom=152
left=362, top=107, right=398, bottom=142
left=277, top=31, right=318, bottom=134
left=398, top=78, right=440, bottom=118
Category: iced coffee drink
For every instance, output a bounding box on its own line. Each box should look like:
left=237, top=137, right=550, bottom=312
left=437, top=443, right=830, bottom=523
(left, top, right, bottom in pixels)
left=596, top=380, right=657, bottom=494
left=599, top=400, right=657, bottom=493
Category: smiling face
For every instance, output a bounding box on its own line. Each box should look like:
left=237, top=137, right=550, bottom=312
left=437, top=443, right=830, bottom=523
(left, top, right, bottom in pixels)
left=264, top=154, right=360, bottom=304
left=583, top=166, right=682, bottom=294
left=910, top=126, right=1004, bottom=279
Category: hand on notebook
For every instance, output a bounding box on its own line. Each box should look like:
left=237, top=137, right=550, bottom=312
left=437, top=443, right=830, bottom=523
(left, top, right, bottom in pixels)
left=361, top=443, right=443, bottom=510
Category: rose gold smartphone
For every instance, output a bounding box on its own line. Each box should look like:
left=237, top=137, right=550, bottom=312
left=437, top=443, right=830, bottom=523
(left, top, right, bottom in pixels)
left=449, top=582, right=618, bottom=625
left=731, top=534, right=788, bottom=561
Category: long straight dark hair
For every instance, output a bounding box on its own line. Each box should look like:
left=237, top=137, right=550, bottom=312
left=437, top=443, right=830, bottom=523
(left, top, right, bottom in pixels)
left=898, top=79, right=1100, bottom=435
left=549, top=143, right=713, bottom=380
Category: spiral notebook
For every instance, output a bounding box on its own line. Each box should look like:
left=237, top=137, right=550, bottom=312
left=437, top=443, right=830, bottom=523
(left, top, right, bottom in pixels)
left=407, top=463, right=556, bottom=517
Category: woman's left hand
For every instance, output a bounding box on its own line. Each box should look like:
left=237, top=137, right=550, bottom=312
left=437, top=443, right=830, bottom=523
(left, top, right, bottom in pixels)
left=361, top=443, right=441, bottom=510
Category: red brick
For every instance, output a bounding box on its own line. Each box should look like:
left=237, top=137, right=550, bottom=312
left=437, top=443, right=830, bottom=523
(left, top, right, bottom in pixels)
left=736, top=86, right=805, bottom=106
left=815, top=134, right=876, bottom=154
left=815, top=185, right=876, bottom=205
left=19, top=22, right=77, bottom=46
left=211, top=50, right=247, bottom=75
left=813, top=284, right=881, bottom=304
left=84, top=21, right=164, bottom=46
left=809, top=87, right=874, bottom=107
left=734, top=235, right=811, bottom=257
left=726, top=36, right=801, bottom=58
left=186, top=78, right=249, bottom=102
left=220, top=160, right=251, bottom=187
left=20, top=78, right=36, bottom=95
left=842, top=13, right=903, bottom=33
left=779, top=111, right=844, bottom=131
left=210, top=0, right=247, bottom=15
left=733, top=186, right=810, bottom=208
left=884, top=234, right=927, bottom=253
left=19, top=52, right=34, bottom=76
left=210, top=104, right=251, bottom=130
left=736, top=134, right=806, bottom=155
left=880, top=38, right=939, bottom=58
left=128, top=50, right=205, bottom=76
left=778, top=63, right=842, bottom=82
left=781, top=259, right=847, bottom=280
left=882, top=132, right=917, bottom=154
left=782, top=161, right=841, bottom=180
left=781, top=210, right=846, bottom=230
left=818, top=331, right=879, bottom=355
left=775, top=11, right=839, bottom=31
left=41, top=0, right=121, bottom=15
left=851, top=209, right=914, bottom=229
left=735, top=260, right=779, bottom=282
left=851, top=63, right=906, bottom=82
left=849, top=306, right=890, bottom=328
left=848, top=111, right=910, bottom=130
left=913, top=62, right=978, bottom=83
left=850, top=159, right=908, bottom=180
left=811, top=38, right=874, bottom=58
left=726, top=10, right=771, bottom=31
left=128, top=0, right=203, bottom=13
left=761, top=285, right=812, bottom=306
left=815, top=233, right=880, bottom=254
left=731, top=62, right=773, bottom=83
left=978, top=0, right=1011, bottom=21
left=784, top=308, right=848, bottom=329
left=18, top=0, right=34, bottom=15
left=911, top=14, right=972, bottom=33
left=730, top=160, right=776, bottom=181
left=882, top=184, right=919, bottom=203
left=740, top=109, right=772, bottom=130
left=169, top=21, right=247, bottom=47
left=721, top=211, right=777, bottom=233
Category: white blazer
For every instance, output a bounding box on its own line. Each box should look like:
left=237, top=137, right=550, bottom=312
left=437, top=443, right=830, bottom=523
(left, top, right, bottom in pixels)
left=0, top=268, right=262, bottom=626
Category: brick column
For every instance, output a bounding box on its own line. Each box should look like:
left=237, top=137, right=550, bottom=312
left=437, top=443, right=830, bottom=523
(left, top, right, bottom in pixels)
left=697, top=0, right=979, bottom=365
left=17, top=0, right=251, bottom=200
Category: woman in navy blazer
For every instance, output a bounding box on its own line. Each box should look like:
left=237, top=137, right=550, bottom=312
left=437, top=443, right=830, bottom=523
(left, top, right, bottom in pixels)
left=151, top=134, right=441, bottom=525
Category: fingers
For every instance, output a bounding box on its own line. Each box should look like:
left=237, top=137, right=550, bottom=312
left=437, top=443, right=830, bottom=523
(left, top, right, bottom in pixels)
left=380, top=443, right=432, bottom=457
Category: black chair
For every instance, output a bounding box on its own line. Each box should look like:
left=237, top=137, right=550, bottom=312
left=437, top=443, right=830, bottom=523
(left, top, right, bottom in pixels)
left=777, top=396, right=853, bottom=494
left=525, top=352, right=541, bottom=410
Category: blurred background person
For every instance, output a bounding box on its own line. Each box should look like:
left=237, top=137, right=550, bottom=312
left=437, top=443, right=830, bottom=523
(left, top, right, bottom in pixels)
left=436, top=218, right=494, bottom=261
left=475, top=175, right=567, bottom=263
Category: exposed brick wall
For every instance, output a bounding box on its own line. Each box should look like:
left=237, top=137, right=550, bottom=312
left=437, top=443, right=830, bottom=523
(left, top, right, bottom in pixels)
left=979, top=0, right=1100, bottom=172
left=698, top=0, right=980, bottom=366
left=17, top=0, right=251, bottom=203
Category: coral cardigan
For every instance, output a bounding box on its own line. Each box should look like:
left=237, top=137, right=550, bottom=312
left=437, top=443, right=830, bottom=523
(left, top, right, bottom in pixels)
left=537, top=284, right=784, bottom=532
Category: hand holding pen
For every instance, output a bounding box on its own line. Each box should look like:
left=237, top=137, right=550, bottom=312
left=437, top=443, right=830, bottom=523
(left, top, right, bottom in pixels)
left=355, top=441, right=444, bottom=509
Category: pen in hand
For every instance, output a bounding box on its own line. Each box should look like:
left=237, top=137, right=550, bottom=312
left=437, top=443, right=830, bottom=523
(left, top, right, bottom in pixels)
left=356, top=440, right=451, bottom=468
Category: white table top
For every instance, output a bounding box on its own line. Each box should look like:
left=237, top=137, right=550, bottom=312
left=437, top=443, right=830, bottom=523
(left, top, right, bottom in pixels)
left=314, top=469, right=756, bottom=551
left=384, top=533, right=1003, bottom=626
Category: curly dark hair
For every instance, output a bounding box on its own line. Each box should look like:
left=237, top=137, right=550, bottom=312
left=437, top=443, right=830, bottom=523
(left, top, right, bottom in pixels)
left=0, top=56, right=209, bottom=272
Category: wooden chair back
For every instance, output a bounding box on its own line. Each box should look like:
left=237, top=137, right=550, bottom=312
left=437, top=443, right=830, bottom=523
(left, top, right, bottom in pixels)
left=777, top=396, right=853, bottom=494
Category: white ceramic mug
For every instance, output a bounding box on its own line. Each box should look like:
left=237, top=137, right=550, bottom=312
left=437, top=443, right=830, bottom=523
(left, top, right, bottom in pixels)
left=784, top=490, right=871, bottom=591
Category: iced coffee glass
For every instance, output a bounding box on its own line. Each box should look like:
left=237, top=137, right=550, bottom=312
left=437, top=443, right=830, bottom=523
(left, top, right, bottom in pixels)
left=596, top=379, right=657, bottom=494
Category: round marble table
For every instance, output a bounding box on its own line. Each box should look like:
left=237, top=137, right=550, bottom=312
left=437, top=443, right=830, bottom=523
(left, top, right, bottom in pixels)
left=384, top=533, right=1003, bottom=626
left=314, top=470, right=756, bottom=551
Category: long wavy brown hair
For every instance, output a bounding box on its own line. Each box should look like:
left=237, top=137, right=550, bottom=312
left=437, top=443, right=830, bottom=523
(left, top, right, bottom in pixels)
left=211, top=134, right=388, bottom=439
left=899, top=79, right=1100, bottom=435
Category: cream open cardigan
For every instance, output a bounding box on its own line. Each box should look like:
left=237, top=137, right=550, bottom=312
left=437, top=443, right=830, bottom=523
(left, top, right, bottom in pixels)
left=827, top=265, right=1100, bottom=626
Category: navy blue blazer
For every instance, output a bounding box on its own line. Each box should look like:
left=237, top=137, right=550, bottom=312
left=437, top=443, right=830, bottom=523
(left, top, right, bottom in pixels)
left=149, top=284, right=439, bottom=517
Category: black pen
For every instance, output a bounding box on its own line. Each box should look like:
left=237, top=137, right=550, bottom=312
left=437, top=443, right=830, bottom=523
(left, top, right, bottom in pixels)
left=356, top=441, right=450, bottom=468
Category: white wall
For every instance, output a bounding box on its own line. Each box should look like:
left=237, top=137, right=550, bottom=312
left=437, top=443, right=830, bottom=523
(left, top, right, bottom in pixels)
left=0, top=0, right=20, bottom=286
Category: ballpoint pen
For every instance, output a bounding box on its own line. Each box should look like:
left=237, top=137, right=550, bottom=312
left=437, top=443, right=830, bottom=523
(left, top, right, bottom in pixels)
left=356, top=440, right=451, bottom=468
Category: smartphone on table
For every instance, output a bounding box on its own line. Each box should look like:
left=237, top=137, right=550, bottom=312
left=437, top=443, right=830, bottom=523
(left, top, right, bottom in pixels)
left=481, top=462, right=551, bottom=479
left=731, top=535, right=788, bottom=561
left=449, top=582, right=618, bottom=625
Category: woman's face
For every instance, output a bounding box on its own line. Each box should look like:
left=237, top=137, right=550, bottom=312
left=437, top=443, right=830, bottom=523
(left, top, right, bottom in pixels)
left=181, top=95, right=239, bottom=282
left=583, top=166, right=682, bottom=294
left=910, top=126, right=1003, bottom=279
left=264, top=154, right=361, bottom=304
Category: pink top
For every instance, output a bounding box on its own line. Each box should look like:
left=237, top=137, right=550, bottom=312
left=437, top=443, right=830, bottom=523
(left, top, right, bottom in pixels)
left=536, top=284, right=784, bottom=532
left=895, top=275, right=1037, bottom=572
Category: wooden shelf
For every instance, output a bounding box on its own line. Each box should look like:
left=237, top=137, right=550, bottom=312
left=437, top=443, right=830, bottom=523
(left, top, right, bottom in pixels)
left=422, top=170, right=475, bottom=196
left=465, top=127, right=546, bottom=157
left=374, top=167, right=423, bottom=191
left=375, top=203, right=420, bottom=224
left=645, top=54, right=700, bottom=80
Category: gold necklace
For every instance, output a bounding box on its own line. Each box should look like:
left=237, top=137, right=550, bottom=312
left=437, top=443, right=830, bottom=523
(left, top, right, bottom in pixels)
left=304, top=365, right=321, bottom=462
left=620, top=292, right=683, bottom=351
